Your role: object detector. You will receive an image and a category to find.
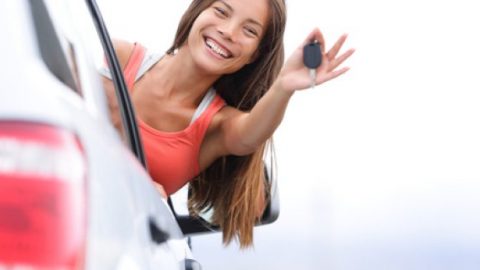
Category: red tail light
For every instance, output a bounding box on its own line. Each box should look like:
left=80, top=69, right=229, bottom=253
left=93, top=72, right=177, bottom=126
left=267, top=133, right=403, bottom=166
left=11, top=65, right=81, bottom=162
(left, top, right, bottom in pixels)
left=0, top=121, right=87, bottom=269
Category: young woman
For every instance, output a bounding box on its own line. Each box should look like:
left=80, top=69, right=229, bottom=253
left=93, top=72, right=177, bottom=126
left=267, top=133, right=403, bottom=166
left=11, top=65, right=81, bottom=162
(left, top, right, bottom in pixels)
left=102, top=0, right=354, bottom=247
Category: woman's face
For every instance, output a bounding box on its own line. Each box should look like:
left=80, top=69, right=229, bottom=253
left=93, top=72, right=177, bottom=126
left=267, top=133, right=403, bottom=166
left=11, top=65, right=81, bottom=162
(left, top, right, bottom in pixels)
left=186, top=0, right=269, bottom=75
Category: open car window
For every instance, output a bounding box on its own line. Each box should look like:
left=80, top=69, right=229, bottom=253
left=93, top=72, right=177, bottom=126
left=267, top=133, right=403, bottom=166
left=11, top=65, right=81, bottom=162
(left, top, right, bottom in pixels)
left=39, top=0, right=127, bottom=141
left=40, top=0, right=146, bottom=165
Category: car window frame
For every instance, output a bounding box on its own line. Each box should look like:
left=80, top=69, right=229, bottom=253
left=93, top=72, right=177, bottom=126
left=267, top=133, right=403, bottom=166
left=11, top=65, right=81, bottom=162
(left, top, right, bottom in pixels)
left=29, top=0, right=81, bottom=96
left=84, top=0, right=146, bottom=167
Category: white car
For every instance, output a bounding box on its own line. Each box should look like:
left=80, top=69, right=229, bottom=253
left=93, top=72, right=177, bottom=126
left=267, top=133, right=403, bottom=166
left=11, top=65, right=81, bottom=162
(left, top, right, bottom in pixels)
left=0, top=0, right=278, bottom=269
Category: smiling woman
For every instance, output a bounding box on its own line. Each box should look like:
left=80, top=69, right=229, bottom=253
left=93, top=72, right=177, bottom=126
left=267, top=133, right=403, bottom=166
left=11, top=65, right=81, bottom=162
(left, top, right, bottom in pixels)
left=100, top=0, right=353, bottom=248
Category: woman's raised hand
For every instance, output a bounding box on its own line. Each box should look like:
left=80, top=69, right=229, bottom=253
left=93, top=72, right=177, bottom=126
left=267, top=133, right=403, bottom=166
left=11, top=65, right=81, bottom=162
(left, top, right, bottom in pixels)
left=275, top=28, right=355, bottom=94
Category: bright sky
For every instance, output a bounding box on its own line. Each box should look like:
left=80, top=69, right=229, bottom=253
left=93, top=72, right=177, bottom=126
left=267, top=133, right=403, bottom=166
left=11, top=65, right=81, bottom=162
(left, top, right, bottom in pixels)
left=98, top=0, right=480, bottom=269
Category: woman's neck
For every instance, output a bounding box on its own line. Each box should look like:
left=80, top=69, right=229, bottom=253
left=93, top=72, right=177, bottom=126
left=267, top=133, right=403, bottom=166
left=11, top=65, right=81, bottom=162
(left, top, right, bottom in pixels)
left=154, top=47, right=220, bottom=106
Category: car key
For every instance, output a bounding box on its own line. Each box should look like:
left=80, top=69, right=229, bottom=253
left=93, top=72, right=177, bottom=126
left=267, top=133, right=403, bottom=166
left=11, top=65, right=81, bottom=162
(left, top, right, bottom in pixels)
left=303, top=41, right=322, bottom=89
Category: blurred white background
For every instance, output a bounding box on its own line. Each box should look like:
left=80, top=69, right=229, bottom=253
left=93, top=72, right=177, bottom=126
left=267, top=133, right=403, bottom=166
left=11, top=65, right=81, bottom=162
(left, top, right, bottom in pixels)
left=97, top=0, right=480, bottom=269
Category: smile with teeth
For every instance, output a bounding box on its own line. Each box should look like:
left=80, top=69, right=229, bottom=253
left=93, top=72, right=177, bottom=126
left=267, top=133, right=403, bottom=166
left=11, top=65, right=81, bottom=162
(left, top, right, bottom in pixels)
left=205, top=38, right=232, bottom=58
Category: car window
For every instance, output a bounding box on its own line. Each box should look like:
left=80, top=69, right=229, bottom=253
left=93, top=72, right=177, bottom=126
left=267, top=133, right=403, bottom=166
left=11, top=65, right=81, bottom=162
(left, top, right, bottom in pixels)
left=29, top=0, right=82, bottom=96
left=38, top=0, right=135, bottom=149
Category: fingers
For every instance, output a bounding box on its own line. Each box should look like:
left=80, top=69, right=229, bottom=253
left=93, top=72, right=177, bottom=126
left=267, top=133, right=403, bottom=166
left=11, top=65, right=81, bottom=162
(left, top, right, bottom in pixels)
left=303, top=28, right=325, bottom=51
left=318, top=66, right=350, bottom=84
left=326, top=34, right=348, bottom=60
left=328, top=48, right=355, bottom=71
left=316, top=45, right=354, bottom=85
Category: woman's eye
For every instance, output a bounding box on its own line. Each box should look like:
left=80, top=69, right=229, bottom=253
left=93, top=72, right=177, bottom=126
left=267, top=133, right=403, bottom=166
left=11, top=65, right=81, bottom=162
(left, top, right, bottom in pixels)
left=245, top=27, right=258, bottom=37
left=214, top=7, right=227, bottom=17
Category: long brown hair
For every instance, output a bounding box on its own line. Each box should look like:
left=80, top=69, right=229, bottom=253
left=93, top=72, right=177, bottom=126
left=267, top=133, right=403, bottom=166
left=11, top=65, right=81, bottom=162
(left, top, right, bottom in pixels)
left=167, top=0, right=286, bottom=248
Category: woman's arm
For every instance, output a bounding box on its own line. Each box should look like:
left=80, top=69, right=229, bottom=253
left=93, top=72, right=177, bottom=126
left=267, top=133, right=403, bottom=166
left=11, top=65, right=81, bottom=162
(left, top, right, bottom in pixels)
left=220, top=28, right=355, bottom=156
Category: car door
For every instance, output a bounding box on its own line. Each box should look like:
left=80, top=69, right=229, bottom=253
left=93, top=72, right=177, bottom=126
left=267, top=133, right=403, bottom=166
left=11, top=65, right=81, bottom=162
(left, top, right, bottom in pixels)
left=74, top=0, right=196, bottom=269
left=0, top=0, right=193, bottom=269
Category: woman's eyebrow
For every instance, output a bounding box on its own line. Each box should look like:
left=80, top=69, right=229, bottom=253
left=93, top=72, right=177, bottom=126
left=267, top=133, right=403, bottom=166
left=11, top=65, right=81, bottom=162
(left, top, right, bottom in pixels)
left=218, top=0, right=233, bottom=12
left=218, top=0, right=265, bottom=29
left=246, top=18, right=264, bottom=29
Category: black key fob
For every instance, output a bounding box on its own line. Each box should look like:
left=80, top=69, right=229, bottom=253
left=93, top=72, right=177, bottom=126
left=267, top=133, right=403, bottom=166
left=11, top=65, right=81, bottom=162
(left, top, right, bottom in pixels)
left=303, top=41, right=322, bottom=69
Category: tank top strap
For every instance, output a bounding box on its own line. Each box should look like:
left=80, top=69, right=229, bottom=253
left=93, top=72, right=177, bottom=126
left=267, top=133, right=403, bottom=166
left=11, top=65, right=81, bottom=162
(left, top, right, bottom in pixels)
left=123, top=43, right=146, bottom=91
left=194, top=94, right=226, bottom=145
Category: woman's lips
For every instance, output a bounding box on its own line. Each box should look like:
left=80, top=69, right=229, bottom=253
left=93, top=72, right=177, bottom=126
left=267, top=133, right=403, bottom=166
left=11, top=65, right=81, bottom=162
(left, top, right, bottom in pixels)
left=205, top=37, right=232, bottom=59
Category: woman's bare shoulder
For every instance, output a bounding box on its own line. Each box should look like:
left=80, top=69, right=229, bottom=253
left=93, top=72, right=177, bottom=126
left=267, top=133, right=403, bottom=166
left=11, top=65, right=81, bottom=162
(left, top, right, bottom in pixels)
left=202, top=104, right=244, bottom=159
left=111, top=39, right=135, bottom=70
left=207, top=104, right=242, bottom=135
left=213, top=104, right=249, bottom=136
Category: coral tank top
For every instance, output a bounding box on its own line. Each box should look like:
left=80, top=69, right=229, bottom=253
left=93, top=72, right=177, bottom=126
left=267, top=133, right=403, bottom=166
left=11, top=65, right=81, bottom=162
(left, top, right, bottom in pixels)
left=123, top=43, right=225, bottom=195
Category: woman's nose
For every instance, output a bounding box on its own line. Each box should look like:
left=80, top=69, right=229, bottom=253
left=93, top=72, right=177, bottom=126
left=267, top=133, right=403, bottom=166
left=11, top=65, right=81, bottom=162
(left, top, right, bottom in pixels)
left=217, top=21, right=239, bottom=42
